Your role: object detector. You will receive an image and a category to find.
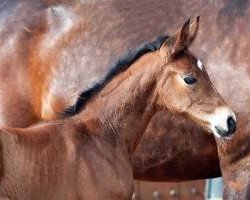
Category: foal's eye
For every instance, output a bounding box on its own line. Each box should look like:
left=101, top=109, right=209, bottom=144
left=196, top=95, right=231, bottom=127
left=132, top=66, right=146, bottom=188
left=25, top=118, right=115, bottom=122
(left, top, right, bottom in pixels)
left=183, top=76, right=197, bottom=85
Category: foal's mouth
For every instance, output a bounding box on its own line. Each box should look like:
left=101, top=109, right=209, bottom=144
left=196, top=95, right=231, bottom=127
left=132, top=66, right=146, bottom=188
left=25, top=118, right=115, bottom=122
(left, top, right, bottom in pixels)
left=191, top=106, right=237, bottom=139
left=214, top=116, right=236, bottom=139
left=206, top=107, right=237, bottom=139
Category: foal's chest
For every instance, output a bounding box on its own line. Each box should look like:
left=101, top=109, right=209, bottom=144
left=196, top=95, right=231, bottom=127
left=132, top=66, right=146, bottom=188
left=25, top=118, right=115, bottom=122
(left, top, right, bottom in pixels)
left=75, top=142, right=134, bottom=200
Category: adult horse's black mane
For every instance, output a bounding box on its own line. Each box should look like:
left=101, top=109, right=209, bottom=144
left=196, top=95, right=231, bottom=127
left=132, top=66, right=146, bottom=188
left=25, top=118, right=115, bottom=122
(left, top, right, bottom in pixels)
left=64, top=35, right=169, bottom=116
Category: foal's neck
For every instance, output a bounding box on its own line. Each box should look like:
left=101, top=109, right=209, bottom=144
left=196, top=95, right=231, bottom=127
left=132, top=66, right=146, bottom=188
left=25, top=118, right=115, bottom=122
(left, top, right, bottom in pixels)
left=79, top=53, right=162, bottom=153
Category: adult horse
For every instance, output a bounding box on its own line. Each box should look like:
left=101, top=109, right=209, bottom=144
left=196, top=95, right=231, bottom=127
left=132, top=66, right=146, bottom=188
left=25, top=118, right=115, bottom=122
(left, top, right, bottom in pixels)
left=0, top=18, right=235, bottom=199
left=0, top=0, right=248, bottom=189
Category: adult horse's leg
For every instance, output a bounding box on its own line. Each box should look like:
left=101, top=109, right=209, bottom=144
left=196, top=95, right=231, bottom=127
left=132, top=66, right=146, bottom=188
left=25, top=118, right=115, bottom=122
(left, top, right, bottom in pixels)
left=215, top=112, right=250, bottom=199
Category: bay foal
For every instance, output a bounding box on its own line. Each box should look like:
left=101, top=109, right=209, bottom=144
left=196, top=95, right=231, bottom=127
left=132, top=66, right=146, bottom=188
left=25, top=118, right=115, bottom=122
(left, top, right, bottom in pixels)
left=0, top=19, right=236, bottom=199
left=0, top=0, right=240, bottom=182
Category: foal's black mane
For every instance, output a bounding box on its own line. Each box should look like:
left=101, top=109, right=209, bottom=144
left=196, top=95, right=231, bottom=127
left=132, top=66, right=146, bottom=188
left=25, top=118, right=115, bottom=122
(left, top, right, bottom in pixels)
left=64, top=35, right=169, bottom=116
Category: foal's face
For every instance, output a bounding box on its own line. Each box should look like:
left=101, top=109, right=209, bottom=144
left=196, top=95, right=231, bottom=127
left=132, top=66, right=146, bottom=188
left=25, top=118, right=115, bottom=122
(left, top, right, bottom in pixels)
left=157, top=50, right=236, bottom=138
left=156, top=17, right=236, bottom=138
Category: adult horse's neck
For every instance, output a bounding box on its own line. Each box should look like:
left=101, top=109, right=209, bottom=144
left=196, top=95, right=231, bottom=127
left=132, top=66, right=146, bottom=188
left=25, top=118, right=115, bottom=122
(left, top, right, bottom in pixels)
left=77, top=53, right=162, bottom=153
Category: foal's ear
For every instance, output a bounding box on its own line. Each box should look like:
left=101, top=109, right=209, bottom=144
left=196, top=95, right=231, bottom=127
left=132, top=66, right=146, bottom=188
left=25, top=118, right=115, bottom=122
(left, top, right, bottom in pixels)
left=160, top=16, right=200, bottom=61
left=187, top=16, right=199, bottom=46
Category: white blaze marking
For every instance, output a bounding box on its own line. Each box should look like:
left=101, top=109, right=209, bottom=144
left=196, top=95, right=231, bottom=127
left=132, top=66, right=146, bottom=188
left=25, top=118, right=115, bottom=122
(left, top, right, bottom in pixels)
left=197, top=59, right=204, bottom=71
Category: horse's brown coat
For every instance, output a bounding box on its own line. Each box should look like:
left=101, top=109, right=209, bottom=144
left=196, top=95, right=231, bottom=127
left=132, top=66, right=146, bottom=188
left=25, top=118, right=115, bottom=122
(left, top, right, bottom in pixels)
left=0, top=0, right=221, bottom=181
left=0, top=18, right=232, bottom=199
left=0, top=0, right=249, bottom=198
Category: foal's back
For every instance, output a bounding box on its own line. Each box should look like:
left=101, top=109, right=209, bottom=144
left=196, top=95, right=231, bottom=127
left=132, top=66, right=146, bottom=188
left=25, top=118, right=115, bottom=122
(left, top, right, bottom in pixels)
left=0, top=120, right=133, bottom=200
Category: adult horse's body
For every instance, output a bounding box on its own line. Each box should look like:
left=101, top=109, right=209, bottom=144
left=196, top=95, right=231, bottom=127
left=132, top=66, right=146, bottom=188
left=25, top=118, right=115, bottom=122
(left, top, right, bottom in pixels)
left=0, top=0, right=249, bottom=187
left=0, top=19, right=234, bottom=199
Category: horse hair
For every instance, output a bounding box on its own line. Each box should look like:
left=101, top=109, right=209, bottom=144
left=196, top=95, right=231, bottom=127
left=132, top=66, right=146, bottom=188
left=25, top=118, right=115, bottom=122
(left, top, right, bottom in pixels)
left=64, top=35, right=169, bottom=116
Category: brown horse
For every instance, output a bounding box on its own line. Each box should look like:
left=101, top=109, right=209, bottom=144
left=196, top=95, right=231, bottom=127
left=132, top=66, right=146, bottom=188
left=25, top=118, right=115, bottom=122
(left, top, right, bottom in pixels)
left=0, top=0, right=249, bottom=196
left=215, top=112, right=250, bottom=199
left=0, top=18, right=235, bottom=199
left=0, top=0, right=231, bottom=181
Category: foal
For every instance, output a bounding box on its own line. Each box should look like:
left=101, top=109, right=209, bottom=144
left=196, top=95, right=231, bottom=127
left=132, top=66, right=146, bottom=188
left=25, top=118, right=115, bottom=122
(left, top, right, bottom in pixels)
left=0, top=18, right=235, bottom=199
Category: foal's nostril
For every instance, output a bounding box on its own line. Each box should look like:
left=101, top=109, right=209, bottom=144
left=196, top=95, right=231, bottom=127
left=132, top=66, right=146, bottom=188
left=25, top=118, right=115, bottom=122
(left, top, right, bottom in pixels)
left=227, top=116, right=236, bottom=135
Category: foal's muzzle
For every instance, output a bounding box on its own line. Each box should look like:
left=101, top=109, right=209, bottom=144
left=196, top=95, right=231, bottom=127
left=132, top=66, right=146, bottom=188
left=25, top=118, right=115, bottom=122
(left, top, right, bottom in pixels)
left=215, top=116, right=236, bottom=137
left=205, top=107, right=237, bottom=139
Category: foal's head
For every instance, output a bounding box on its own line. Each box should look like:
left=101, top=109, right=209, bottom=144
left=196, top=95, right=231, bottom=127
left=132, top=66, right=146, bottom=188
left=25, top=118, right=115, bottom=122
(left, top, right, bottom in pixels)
left=154, top=17, right=236, bottom=139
